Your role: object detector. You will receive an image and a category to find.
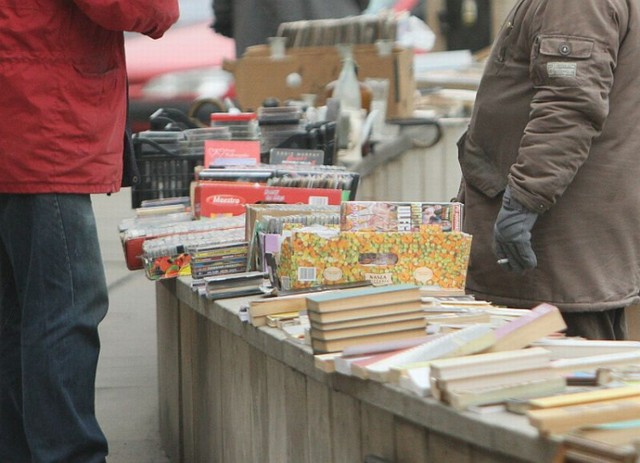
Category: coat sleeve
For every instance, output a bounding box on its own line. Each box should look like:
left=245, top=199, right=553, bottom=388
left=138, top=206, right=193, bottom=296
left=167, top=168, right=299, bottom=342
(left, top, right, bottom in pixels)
left=509, top=0, right=628, bottom=212
left=71, top=0, right=179, bottom=39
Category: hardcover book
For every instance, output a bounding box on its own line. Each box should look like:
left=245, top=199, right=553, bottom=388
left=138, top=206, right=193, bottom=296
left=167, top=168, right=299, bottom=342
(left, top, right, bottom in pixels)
left=485, top=303, right=567, bottom=353
left=311, top=317, right=427, bottom=342
left=249, top=293, right=312, bottom=326
left=307, top=300, right=422, bottom=324
left=527, top=396, right=640, bottom=435
left=446, top=376, right=566, bottom=411
left=305, top=284, right=421, bottom=312
left=310, top=328, right=427, bottom=354
left=429, top=346, right=553, bottom=381
left=531, top=339, right=640, bottom=360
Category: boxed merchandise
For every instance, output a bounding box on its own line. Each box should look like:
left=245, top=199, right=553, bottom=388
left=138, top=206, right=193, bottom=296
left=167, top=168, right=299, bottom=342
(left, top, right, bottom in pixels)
left=194, top=181, right=343, bottom=218
left=204, top=139, right=261, bottom=167
left=141, top=227, right=246, bottom=281
left=276, top=226, right=472, bottom=291
left=340, top=201, right=464, bottom=232
left=119, top=214, right=244, bottom=271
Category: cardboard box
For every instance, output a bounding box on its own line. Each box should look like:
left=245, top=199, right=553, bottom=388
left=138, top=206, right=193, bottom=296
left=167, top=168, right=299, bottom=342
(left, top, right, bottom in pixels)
left=276, top=227, right=472, bottom=291
left=204, top=139, right=261, bottom=167
left=224, top=44, right=415, bottom=118
left=194, top=181, right=343, bottom=218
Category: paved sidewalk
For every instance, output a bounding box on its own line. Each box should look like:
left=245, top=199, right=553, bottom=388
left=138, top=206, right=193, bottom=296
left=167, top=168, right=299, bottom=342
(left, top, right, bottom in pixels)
left=93, top=189, right=170, bottom=463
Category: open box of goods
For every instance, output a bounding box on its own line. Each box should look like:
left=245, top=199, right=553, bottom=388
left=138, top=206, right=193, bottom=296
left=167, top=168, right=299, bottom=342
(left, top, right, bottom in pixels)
left=132, top=216, right=246, bottom=280
left=141, top=227, right=247, bottom=280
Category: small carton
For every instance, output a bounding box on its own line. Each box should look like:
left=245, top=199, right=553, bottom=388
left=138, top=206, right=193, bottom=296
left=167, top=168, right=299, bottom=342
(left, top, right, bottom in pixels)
left=194, top=181, right=343, bottom=218
left=276, top=226, right=472, bottom=291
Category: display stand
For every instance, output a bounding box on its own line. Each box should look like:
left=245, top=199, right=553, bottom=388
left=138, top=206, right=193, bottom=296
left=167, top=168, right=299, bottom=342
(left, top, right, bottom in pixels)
left=156, top=278, right=560, bottom=463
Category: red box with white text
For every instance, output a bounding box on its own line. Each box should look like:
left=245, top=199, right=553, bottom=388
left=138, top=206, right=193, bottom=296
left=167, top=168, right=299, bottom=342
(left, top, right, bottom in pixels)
left=194, top=181, right=343, bottom=218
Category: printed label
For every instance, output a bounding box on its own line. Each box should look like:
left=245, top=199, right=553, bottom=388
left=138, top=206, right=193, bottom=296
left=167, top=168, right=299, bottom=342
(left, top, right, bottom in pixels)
left=323, top=266, right=343, bottom=281
left=547, top=62, right=577, bottom=78
left=297, top=267, right=317, bottom=282
left=414, top=267, right=434, bottom=284
left=364, top=273, right=393, bottom=286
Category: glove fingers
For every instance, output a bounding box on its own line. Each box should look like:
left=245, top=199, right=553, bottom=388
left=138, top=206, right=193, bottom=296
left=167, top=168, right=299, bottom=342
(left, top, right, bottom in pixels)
left=515, top=241, right=537, bottom=269
left=495, top=241, right=520, bottom=272
left=503, top=242, right=527, bottom=273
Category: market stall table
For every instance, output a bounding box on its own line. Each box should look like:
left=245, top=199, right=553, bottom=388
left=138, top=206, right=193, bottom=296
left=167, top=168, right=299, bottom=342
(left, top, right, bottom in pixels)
left=155, top=278, right=560, bottom=463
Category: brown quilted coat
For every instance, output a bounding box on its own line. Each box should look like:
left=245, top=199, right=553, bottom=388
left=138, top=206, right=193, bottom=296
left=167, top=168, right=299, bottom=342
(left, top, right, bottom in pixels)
left=459, top=0, right=640, bottom=312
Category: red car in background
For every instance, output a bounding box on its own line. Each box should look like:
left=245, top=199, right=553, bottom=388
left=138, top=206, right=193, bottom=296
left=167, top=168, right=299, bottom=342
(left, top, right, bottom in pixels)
left=125, top=2, right=236, bottom=132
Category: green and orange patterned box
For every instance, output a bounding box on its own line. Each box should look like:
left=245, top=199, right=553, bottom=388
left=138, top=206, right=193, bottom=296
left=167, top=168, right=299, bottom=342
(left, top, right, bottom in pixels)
left=276, top=225, right=472, bottom=291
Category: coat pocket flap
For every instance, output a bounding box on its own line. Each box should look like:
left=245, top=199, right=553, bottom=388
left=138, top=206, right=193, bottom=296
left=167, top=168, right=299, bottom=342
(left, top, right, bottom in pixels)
left=539, top=36, right=594, bottom=59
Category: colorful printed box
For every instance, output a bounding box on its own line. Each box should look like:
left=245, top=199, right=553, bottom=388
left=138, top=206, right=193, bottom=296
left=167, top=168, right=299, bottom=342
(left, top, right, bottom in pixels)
left=194, top=181, right=343, bottom=218
left=276, top=226, right=472, bottom=291
left=340, top=201, right=463, bottom=232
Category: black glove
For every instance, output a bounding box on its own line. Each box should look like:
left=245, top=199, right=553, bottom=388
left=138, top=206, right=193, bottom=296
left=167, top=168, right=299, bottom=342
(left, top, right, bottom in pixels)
left=493, top=186, right=539, bottom=273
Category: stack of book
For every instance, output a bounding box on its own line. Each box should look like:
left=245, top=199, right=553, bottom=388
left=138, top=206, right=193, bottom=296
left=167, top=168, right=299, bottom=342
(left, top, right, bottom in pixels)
left=305, top=284, right=426, bottom=354
left=248, top=292, right=312, bottom=327
left=526, top=385, right=640, bottom=435
left=556, top=417, right=640, bottom=462
left=428, top=347, right=566, bottom=410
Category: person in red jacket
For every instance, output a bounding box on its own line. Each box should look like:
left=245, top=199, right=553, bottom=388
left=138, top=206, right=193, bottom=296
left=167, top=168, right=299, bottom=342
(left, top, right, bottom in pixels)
left=0, top=1, right=178, bottom=462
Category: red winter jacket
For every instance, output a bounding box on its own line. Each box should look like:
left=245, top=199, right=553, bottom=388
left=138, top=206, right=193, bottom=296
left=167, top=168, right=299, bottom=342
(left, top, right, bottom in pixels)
left=0, top=0, right=179, bottom=194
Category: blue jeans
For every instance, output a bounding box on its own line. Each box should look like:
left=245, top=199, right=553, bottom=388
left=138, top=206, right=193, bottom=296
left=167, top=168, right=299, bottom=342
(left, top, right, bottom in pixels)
left=0, top=194, right=108, bottom=463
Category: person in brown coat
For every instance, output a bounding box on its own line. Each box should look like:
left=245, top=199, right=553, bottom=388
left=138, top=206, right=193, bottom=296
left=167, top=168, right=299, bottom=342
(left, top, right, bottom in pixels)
left=457, top=0, right=640, bottom=340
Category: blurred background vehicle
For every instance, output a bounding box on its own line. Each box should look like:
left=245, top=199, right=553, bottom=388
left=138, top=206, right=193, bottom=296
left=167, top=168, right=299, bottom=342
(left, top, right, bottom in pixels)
left=125, top=0, right=236, bottom=132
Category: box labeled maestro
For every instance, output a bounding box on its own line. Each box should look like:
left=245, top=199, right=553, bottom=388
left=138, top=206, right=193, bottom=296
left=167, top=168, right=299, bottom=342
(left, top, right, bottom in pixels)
left=194, top=181, right=343, bottom=218
left=275, top=226, right=472, bottom=291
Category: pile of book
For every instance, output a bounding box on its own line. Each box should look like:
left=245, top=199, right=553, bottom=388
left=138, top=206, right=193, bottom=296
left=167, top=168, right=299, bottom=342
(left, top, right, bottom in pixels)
left=428, top=347, right=565, bottom=410
left=305, top=284, right=426, bottom=353
left=334, top=323, right=496, bottom=383
left=526, top=386, right=640, bottom=435
left=321, top=302, right=570, bottom=390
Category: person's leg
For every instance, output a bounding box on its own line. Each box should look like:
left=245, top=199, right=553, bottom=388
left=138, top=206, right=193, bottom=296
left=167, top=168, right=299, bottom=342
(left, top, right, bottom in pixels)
left=562, top=308, right=627, bottom=340
left=0, top=196, right=32, bottom=463
left=0, top=193, right=109, bottom=463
